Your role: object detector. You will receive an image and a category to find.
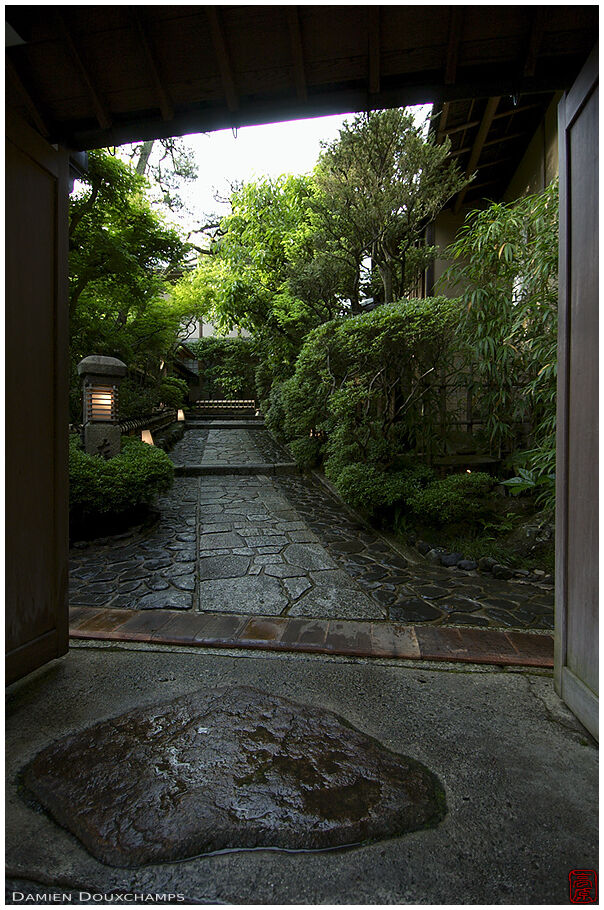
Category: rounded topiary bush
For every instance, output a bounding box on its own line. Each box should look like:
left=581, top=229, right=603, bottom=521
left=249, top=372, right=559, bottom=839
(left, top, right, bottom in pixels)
left=69, top=434, right=174, bottom=533
left=408, top=471, right=495, bottom=525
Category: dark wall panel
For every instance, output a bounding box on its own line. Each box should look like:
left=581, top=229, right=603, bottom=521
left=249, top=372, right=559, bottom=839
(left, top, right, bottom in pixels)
left=5, top=111, right=69, bottom=684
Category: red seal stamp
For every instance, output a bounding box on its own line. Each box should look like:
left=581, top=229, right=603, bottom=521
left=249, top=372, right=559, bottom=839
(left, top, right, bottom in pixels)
left=569, top=870, right=598, bottom=903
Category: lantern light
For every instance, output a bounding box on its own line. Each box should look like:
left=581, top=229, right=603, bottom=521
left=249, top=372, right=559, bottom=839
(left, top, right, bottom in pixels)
left=177, top=409, right=185, bottom=421
left=141, top=429, right=154, bottom=446
left=77, top=355, right=127, bottom=458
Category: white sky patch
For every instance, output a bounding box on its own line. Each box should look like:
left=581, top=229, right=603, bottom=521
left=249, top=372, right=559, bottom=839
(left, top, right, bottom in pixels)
left=114, top=104, right=433, bottom=236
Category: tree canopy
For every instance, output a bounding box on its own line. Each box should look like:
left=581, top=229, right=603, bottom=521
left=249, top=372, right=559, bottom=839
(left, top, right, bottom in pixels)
left=176, top=107, right=470, bottom=359
left=69, top=149, right=200, bottom=419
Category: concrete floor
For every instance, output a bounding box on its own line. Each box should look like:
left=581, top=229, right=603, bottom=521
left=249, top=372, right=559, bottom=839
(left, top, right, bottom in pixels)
left=6, top=642, right=598, bottom=905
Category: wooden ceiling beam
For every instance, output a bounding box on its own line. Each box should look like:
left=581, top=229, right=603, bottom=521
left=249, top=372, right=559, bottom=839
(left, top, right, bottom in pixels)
left=287, top=7, right=308, bottom=102
left=6, top=57, right=50, bottom=137
left=56, top=13, right=111, bottom=130
left=454, top=96, right=500, bottom=213
left=484, top=130, right=527, bottom=148
left=132, top=11, right=174, bottom=122
left=475, top=155, right=516, bottom=171
left=436, top=102, right=451, bottom=144
left=450, top=126, right=528, bottom=159
left=523, top=9, right=547, bottom=78
left=206, top=7, right=239, bottom=114
left=445, top=7, right=464, bottom=85
left=443, top=118, right=480, bottom=136
left=368, top=7, right=381, bottom=95
left=492, top=102, right=542, bottom=120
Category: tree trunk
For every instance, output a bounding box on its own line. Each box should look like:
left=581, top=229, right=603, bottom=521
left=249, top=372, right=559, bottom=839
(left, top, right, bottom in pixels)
left=136, top=140, right=155, bottom=176
left=349, top=266, right=363, bottom=314
left=379, top=261, right=393, bottom=304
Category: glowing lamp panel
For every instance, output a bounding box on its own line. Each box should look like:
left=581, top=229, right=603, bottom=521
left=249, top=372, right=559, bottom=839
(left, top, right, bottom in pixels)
left=86, top=385, right=117, bottom=422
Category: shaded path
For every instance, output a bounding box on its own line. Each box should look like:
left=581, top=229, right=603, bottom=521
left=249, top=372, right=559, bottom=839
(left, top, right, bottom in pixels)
left=69, top=424, right=554, bottom=631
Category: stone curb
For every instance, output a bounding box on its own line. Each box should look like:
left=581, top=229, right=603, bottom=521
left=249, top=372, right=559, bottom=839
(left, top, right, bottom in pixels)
left=68, top=607, right=554, bottom=668
left=173, top=463, right=300, bottom=476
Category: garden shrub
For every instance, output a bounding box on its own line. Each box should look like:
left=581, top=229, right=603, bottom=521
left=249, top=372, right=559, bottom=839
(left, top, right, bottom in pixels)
left=408, top=471, right=495, bottom=525
left=277, top=297, right=464, bottom=511
left=188, top=337, right=259, bottom=399
left=442, top=180, right=558, bottom=509
left=264, top=381, right=288, bottom=442
left=327, top=461, right=436, bottom=515
left=69, top=434, right=174, bottom=527
left=159, top=376, right=189, bottom=409
left=289, top=436, right=322, bottom=470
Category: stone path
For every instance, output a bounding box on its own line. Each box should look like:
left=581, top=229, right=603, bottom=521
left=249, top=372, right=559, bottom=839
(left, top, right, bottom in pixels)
left=69, top=424, right=555, bottom=631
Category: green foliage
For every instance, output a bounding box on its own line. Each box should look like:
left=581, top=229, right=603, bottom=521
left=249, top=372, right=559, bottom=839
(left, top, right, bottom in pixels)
left=407, top=472, right=495, bottom=525
left=187, top=337, right=259, bottom=399
left=69, top=149, right=199, bottom=421
left=159, top=377, right=189, bottom=409
left=274, top=297, right=463, bottom=491
left=289, top=437, right=322, bottom=471
left=69, top=435, right=174, bottom=525
left=314, top=109, right=470, bottom=304
left=327, top=462, right=435, bottom=515
left=442, top=181, right=558, bottom=504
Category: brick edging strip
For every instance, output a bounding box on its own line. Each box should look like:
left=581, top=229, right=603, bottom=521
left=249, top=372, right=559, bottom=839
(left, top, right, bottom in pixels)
left=68, top=607, right=554, bottom=668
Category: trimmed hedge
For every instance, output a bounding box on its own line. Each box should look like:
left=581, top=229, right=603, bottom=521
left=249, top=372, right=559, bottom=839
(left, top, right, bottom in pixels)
left=69, top=434, right=174, bottom=526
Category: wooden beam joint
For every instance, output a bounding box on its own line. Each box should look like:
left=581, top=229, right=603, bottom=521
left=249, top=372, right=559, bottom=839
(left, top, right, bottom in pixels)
left=132, top=12, right=174, bottom=122
left=454, top=96, right=500, bottom=213
left=206, top=7, right=239, bottom=114
left=287, top=7, right=308, bottom=102
left=445, top=7, right=464, bottom=85
left=368, top=7, right=381, bottom=95
left=56, top=13, right=111, bottom=131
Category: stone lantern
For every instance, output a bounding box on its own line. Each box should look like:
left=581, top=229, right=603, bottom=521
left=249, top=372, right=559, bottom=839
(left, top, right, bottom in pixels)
left=77, top=355, right=127, bottom=458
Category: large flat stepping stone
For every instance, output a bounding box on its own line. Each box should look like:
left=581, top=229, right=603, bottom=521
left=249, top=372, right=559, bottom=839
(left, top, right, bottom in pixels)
left=199, top=576, right=288, bottom=614
left=23, top=686, right=446, bottom=867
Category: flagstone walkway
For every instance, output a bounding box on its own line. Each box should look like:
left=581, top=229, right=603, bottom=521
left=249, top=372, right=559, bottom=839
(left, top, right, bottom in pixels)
left=69, top=423, right=555, bottom=650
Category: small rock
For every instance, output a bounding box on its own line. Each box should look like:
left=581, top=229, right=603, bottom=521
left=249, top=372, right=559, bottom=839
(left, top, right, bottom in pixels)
left=514, top=569, right=530, bottom=577
left=440, top=552, right=464, bottom=567
left=492, top=564, right=513, bottom=580
left=478, top=556, right=497, bottom=572
left=540, top=574, right=554, bottom=585
left=533, top=569, right=546, bottom=576
left=416, top=540, right=432, bottom=556
left=458, top=559, right=478, bottom=571
left=426, top=548, right=445, bottom=564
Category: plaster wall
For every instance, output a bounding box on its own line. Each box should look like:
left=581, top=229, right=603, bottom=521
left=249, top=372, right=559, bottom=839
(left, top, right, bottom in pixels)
left=504, top=94, right=561, bottom=200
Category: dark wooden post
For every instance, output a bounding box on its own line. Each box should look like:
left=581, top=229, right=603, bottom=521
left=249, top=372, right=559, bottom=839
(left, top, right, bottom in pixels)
left=6, top=111, right=70, bottom=684
left=555, top=45, right=599, bottom=739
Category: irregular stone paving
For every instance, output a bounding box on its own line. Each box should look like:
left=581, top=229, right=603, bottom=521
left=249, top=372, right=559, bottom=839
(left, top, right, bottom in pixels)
left=200, top=428, right=265, bottom=465
left=23, top=685, right=445, bottom=867
left=69, top=426, right=554, bottom=629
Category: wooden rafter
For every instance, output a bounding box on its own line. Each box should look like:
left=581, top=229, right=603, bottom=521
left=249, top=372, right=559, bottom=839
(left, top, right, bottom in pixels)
left=6, top=57, right=50, bottom=137
left=436, top=102, right=451, bottom=144
left=287, top=7, right=308, bottom=102
left=56, top=13, right=111, bottom=130
left=523, top=9, right=546, bottom=78
left=368, top=7, right=381, bottom=94
left=450, top=129, right=527, bottom=158
left=475, top=155, right=516, bottom=171
left=443, top=118, right=480, bottom=136
left=493, top=102, right=541, bottom=120
left=206, top=7, right=239, bottom=113
left=454, top=96, right=500, bottom=213
left=132, top=11, right=174, bottom=121
left=445, top=7, right=464, bottom=85
left=483, top=130, right=526, bottom=149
